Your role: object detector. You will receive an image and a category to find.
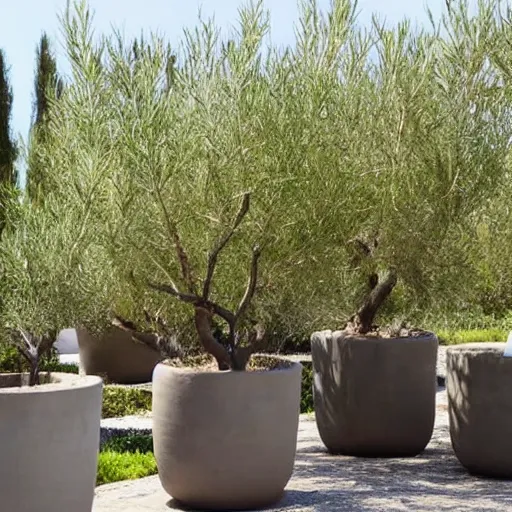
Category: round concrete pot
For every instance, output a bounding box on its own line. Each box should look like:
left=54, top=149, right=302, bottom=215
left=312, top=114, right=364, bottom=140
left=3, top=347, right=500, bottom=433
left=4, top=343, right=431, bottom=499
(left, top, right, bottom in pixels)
left=0, top=372, right=102, bottom=512
left=311, top=330, right=438, bottom=456
left=152, top=357, right=302, bottom=510
left=447, top=342, right=512, bottom=478
left=77, top=326, right=163, bottom=384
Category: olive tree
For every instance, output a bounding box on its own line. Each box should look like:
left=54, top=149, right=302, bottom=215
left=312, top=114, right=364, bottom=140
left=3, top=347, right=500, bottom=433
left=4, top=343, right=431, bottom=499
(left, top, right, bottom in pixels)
left=0, top=188, right=118, bottom=384
left=39, top=0, right=512, bottom=369
left=57, top=0, right=294, bottom=369
left=278, top=0, right=512, bottom=334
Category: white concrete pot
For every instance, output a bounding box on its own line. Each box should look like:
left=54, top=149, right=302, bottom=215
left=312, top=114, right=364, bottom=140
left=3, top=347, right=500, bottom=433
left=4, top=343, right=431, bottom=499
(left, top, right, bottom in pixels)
left=0, top=372, right=103, bottom=512
left=152, top=358, right=302, bottom=510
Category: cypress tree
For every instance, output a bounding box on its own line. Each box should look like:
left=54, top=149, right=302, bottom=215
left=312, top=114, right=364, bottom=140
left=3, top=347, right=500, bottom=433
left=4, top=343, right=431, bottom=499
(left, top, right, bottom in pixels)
left=33, top=33, right=63, bottom=127
left=27, top=33, right=63, bottom=202
left=0, top=49, right=17, bottom=190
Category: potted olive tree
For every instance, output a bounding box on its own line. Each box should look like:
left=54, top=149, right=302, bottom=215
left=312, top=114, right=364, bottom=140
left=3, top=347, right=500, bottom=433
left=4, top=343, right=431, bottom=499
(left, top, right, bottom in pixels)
left=144, top=194, right=302, bottom=510
left=302, top=1, right=512, bottom=456
left=442, top=3, right=512, bottom=479
left=28, top=16, right=180, bottom=384
left=0, top=194, right=103, bottom=512
left=49, top=2, right=308, bottom=509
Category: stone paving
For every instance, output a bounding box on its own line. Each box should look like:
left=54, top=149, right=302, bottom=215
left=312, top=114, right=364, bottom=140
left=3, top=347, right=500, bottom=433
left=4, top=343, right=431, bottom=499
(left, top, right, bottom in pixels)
left=93, top=386, right=512, bottom=512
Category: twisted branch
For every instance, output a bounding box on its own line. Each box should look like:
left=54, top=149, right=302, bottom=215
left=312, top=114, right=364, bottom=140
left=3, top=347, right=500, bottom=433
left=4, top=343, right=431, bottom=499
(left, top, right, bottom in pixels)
left=235, top=244, right=261, bottom=323
left=147, top=281, right=236, bottom=326
left=13, top=329, right=54, bottom=386
left=148, top=192, right=263, bottom=370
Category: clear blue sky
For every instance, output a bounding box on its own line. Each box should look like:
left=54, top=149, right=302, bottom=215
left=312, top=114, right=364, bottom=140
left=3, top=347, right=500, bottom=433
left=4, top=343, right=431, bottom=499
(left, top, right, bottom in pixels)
left=2, top=0, right=447, bottom=149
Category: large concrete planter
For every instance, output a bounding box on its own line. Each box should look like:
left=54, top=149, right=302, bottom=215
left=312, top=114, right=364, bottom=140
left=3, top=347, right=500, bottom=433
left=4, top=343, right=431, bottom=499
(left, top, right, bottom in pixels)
left=447, top=342, right=512, bottom=478
left=311, top=330, right=438, bottom=456
left=152, top=357, right=302, bottom=510
left=77, top=326, right=163, bottom=384
left=0, top=372, right=102, bottom=512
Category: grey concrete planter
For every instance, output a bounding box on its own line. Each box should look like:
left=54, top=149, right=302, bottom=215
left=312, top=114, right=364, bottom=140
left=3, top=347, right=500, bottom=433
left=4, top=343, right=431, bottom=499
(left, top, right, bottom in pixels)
left=311, top=330, right=438, bottom=456
left=447, top=342, right=512, bottom=478
left=0, top=372, right=103, bottom=512
left=152, top=358, right=302, bottom=510
left=77, top=326, right=163, bottom=384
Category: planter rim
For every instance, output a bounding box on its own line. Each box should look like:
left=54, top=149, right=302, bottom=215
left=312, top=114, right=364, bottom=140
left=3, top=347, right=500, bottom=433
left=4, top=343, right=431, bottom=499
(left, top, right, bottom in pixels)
left=312, top=329, right=437, bottom=343
left=154, top=357, right=302, bottom=377
left=446, top=342, right=506, bottom=354
left=0, top=372, right=102, bottom=394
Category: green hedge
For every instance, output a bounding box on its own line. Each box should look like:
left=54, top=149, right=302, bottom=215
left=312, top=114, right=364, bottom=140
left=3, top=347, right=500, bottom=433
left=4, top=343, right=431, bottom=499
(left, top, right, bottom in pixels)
left=301, top=363, right=314, bottom=414
left=101, top=365, right=314, bottom=418
left=102, top=434, right=154, bottom=454
left=436, top=328, right=507, bottom=345
left=102, top=387, right=152, bottom=419
left=98, top=434, right=157, bottom=485
left=96, top=451, right=157, bottom=486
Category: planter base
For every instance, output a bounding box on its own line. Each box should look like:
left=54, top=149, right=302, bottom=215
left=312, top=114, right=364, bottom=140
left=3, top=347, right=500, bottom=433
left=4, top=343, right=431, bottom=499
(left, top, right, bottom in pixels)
left=0, top=372, right=102, bottom=512
left=152, top=358, right=302, bottom=510
left=447, top=342, right=512, bottom=478
left=311, top=330, right=438, bottom=457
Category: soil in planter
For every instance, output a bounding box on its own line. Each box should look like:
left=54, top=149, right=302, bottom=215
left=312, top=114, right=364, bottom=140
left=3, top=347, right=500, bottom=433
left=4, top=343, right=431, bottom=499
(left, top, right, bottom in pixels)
left=163, top=353, right=295, bottom=372
left=342, top=321, right=429, bottom=339
left=0, top=372, right=60, bottom=388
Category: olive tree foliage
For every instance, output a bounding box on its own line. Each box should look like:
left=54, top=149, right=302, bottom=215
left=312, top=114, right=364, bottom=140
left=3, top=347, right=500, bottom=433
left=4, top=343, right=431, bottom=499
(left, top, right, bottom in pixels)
left=35, top=0, right=512, bottom=366
left=0, top=188, right=118, bottom=384
left=44, top=0, right=316, bottom=368
left=461, top=1, right=512, bottom=320
left=284, top=0, right=512, bottom=334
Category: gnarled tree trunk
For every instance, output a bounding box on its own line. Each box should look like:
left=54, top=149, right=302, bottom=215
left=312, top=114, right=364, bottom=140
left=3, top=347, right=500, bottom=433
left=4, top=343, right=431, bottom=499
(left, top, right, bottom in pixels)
left=350, top=269, right=398, bottom=334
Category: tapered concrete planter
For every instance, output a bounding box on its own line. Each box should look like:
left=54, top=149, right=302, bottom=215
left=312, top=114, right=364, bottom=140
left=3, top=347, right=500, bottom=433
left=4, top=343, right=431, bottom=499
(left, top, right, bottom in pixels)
left=152, top=357, right=302, bottom=510
left=0, top=372, right=102, bottom=512
left=311, top=330, right=438, bottom=456
left=77, top=326, right=163, bottom=384
left=447, top=342, right=512, bottom=478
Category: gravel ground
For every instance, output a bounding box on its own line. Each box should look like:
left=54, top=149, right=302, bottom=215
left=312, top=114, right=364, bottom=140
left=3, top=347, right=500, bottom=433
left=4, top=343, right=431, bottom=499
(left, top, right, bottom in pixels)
left=93, top=387, right=512, bottom=512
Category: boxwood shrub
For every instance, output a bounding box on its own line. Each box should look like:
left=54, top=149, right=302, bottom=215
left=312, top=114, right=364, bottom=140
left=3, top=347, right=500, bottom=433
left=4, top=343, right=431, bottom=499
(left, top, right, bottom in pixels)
left=96, top=451, right=157, bottom=486
left=102, top=387, right=152, bottom=418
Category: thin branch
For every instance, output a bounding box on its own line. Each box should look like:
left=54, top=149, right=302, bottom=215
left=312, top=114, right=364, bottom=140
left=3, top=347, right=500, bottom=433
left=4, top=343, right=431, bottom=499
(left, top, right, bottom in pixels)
left=147, top=280, right=236, bottom=326
left=202, top=192, right=250, bottom=300
left=147, top=280, right=197, bottom=303
left=13, top=329, right=53, bottom=386
left=235, top=244, right=261, bottom=322
left=155, top=187, right=196, bottom=294
left=18, top=328, right=35, bottom=354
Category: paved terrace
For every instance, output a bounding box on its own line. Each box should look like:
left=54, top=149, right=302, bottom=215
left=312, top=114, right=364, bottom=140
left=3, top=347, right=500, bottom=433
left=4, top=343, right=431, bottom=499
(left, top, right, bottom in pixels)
left=93, top=385, right=512, bottom=512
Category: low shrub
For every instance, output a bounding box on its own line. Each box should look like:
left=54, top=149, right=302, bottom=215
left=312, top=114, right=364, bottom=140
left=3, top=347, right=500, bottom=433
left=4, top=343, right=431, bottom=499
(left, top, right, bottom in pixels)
left=42, top=362, right=79, bottom=374
left=0, top=343, right=24, bottom=373
left=437, top=328, right=507, bottom=345
left=102, top=386, right=152, bottom=418
left=102, top=435, right=153, bottom=454
left=96, top=451, right=157, bottom=486
left=101, top=370, right=315, bottom=417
